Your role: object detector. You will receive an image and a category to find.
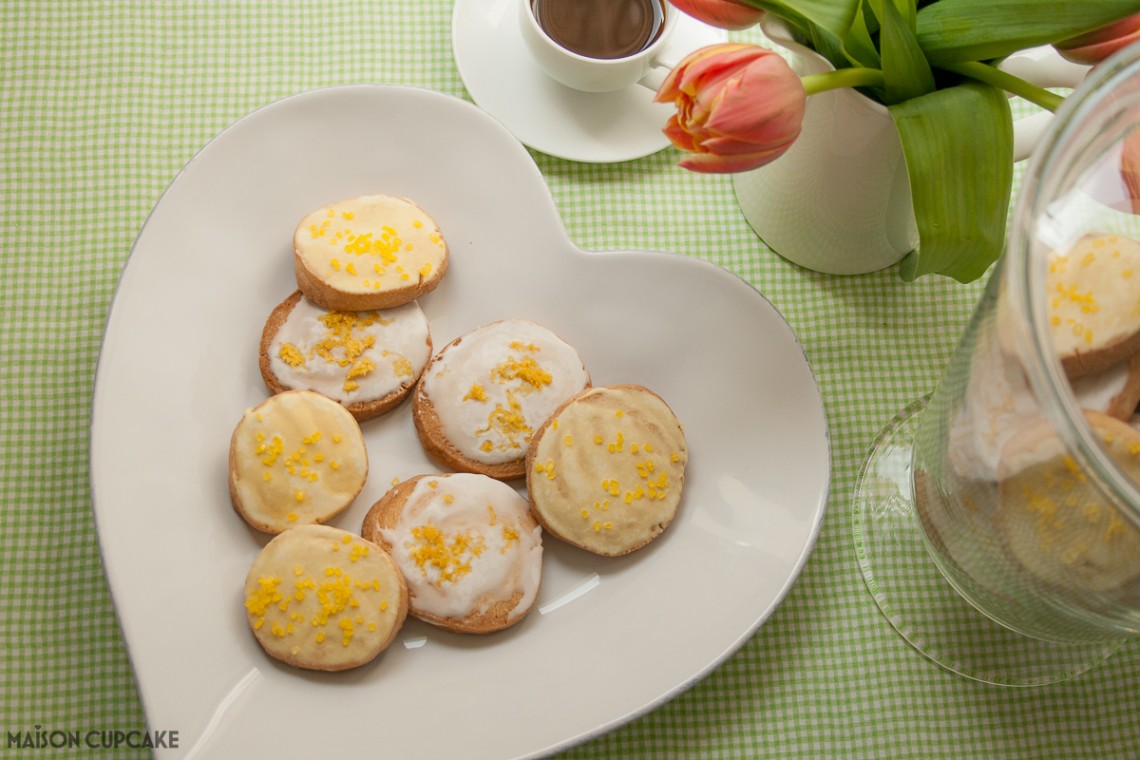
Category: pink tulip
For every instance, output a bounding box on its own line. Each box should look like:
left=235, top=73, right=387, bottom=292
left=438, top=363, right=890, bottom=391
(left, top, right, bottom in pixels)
left=1054, top=12, right=1140, bottom=65
left=668, top=0, right=766, bottom=31
left=654, top=43, right=805, bottom=173
left=1121, top=129, right=1140, bottom=214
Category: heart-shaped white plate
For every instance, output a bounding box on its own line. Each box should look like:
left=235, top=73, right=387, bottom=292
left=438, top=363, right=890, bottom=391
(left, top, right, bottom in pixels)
left=91, top=85, right=830, bottom=759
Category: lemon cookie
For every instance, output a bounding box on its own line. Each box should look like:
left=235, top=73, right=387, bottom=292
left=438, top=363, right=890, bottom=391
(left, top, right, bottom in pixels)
left=526, top=384, right=687, bottom=556
left=1069, top=352, right=1140, bottom=420
left=243, top=524, right=408, bottom=671
left=1047, top=232, right=1140, bottom=378
left=412, top=319, right=591, bottom=480
left=361, top=473, right=543, bottom=634
left=259, top=290, right=432, bottom=421
left=293, top=194, right=448, bottom=311
left=228, top=390, right=368, bottom=533
left=997, top=411, right=1140, bottom=594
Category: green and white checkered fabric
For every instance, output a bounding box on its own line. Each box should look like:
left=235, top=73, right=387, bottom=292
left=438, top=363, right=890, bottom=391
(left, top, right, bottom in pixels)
left=3, top=1, right=1139, bottom=758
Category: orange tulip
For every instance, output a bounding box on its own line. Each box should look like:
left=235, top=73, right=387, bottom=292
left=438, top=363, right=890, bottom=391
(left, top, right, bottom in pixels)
left=1054, top=12, right=1140, bottom=65
left=668, top=0, right=766, bottom=31
left=654, top=43, right=806, bottom=173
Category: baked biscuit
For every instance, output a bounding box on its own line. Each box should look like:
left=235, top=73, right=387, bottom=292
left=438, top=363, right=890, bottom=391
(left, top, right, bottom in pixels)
left=259, top=290, right=432, bottom=421
left=361, top=473, right=543, bottom=633
left=412, top=319, right=590, bottom=480
left=243, top=524, right=408, bottom=671
left=1069, top=352, right=1140, bottom=420
left=997, top=410, right=1140, bottom=594
left=526, top=384, right=687, bottom=556
left=1047, top=232, right=1140, bottom=378
left=293, top=194, right=448, bottom=311
left=228, top=390, right=368, bottom=533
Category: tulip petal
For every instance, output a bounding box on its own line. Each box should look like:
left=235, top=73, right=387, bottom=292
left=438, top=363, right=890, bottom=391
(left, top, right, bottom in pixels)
left=669, top=0, right=766, bottom=31
left=678, top=150, right=780, bottom=173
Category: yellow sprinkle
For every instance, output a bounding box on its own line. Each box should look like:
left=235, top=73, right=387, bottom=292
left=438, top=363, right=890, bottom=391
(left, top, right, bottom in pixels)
left=463, top=384, right=487, bottom=402
left=615, top=410, right=624, bottom=418
left=294, top=491, right=305, bottom=503
left=564, top=435, right=573, bottom=446
left=594, top=435, right=604, bottom=445
left=278, top=343, right=305, bottom=367
left=287, top=512, right=299, bottom=521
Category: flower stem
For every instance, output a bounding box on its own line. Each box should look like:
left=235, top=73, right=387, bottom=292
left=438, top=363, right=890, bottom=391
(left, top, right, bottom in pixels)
left=801, top=67, right=885, bottom=96
left=938, top=61, right=1064, bottom=112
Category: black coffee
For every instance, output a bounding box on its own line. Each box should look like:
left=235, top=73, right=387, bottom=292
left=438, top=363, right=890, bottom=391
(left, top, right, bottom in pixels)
left=531, top=0, right=666, bottom=60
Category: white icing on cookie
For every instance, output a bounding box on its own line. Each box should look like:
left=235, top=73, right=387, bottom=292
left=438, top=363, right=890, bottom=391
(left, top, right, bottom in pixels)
left=269, top=297, right=431, bottom=403
left=420, top=320, right=590, bottom=465
left=379, top=474, right=542, bottom=622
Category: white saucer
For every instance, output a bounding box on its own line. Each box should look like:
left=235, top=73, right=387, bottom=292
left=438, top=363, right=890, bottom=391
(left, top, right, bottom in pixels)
left=452, top=0, right=727, bottom=163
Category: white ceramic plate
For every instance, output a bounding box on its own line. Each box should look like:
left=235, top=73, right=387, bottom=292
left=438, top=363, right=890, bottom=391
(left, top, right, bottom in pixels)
left=91, top=85, right=829, bottom=759
left=452, top=0, right=725, bottom=163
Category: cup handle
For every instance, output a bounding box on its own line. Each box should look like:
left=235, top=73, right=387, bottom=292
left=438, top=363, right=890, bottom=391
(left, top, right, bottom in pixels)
left=998, top=46, right=1089, bottom=161
left=638, top=53, right=681, bottom=94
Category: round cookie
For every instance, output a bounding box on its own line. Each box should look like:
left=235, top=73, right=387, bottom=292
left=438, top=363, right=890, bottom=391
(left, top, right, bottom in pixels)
left=1069, top=352, right=1140, bottom=420
left=293, top=194, right=448, bottom=311
left=996, top=410, right=1140, bottom=594
left=360, top=473, right=543, bottom=634
left=228, top=390, right=368, bottom=533
left=243, top=524, right=408, bottom=671
left=259, top=290, right=432, bottom=421
left=1046, top=232, right=1140, bottom=378
left=412, top=319, right=591, bottom=480
left=526, top=384, right=688, bottom=557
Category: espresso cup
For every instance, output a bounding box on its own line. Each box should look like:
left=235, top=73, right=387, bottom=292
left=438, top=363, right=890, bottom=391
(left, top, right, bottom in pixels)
left=519, top=0, right=679, bottom=93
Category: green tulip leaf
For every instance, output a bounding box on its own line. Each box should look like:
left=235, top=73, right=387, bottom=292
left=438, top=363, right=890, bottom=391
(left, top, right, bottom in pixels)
left=879, top=0, right=936, bottom=103
left=916, top=0, right=1140, bottom=64
left=891, top=83, right=1013, bottom=282
left=747, top=0, right=860, bottom=41
left=841, top=3, right=881, bottom=69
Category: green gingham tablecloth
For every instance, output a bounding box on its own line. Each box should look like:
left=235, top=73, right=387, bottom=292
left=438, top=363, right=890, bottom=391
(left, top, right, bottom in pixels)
left=4, top=1, right=1140, bottom=758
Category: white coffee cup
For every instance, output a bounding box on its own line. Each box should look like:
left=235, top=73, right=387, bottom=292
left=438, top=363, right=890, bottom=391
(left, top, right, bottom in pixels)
left=519, top=0, right=680, bottom=93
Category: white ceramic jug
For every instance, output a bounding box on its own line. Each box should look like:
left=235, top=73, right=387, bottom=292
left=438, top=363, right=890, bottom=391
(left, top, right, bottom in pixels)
left=733, top=17, right=1088, bottom=275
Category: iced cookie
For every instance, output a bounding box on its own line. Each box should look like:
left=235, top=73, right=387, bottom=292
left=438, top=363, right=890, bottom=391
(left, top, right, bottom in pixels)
left=293, top=194, right=448, bottom=311
left=997, top=411, right=1140, bottom=593
left=1069, top=352, right=1140, bottom=420
left=1047, top=232, right=1140, bottom=378
left=243, top=524, right=408, bottom=671
left=228, top=390, right=368, bottom=533
left=526, top=384, right=688, bottom=556
left=412, top=319, right=591, bottom=480
left=361, top=473, right=543, bottom=634
left=259, top=290, right=432, bottom=421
